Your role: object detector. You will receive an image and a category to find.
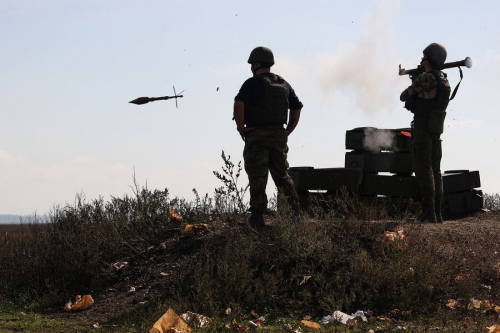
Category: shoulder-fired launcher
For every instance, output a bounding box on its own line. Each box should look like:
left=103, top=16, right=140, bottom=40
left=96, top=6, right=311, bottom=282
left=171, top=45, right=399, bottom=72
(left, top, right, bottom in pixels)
left=399, top=57, right=473, bottom=77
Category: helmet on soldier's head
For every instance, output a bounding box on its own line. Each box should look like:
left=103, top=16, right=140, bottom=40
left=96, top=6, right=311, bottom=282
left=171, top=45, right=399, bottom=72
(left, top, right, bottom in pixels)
left=423, top=43, right=447, bottom=69
left=248, top=47, right=275, bottom=66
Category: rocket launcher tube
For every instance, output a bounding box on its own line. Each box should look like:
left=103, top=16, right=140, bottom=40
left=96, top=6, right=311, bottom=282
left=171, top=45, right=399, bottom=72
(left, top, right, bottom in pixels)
left=399, top=57, right=473, bottom=76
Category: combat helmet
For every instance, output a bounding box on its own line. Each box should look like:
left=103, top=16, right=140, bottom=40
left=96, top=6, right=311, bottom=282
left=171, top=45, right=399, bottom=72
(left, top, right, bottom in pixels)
left=248, top=47, right=275, bottom=66
left=423, top=43, right=447, bottom=69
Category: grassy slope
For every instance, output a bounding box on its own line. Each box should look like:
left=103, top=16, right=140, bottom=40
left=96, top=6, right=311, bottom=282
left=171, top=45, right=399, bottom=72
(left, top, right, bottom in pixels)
left=1, top=189, right=499, bottom=332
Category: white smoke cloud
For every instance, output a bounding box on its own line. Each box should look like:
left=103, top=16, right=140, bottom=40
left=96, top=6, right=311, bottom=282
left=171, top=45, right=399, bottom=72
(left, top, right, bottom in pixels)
left=362, top=128, right=396, bottom=152
left=274, top=1, right=402, bottom=115
left=315, top=3, right=401, bottom=114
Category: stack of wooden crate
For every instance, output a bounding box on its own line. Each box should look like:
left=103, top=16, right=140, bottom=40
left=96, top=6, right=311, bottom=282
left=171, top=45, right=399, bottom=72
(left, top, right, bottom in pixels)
left=289, top=127, right=483, bottom=217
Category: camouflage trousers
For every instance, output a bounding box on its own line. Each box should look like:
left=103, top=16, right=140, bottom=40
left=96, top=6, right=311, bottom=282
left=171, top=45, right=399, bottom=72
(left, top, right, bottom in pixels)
left=243, top=128, right=299, bottom=213
left=412, top=131, right=443, bottom=199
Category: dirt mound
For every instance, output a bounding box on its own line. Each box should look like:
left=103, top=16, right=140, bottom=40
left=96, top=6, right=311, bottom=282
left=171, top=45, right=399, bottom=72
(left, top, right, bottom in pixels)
left=55, top=210, right=500, bottom=321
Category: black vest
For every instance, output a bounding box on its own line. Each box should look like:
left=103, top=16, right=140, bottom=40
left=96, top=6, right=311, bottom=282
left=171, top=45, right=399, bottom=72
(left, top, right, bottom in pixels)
left=412, top=70, right=451, bottom=135
left=244, top=74, right=289, bottom=127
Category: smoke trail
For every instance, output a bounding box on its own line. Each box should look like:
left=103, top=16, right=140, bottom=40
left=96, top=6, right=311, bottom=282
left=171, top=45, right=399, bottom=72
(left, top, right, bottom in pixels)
left=315, top=2, right=401, bottom=115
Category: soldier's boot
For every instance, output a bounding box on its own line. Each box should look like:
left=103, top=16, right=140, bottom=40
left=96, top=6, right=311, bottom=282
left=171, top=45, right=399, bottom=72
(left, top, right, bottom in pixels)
left=418, top=196, right=437, bottom=223
left=249, top=212, right=265, bottom=228
left=435, top=199, right=443, bottom=223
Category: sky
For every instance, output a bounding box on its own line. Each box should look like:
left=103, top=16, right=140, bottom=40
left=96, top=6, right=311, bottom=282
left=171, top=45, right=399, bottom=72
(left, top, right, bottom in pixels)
left=1, top=0, right=499, bottom=215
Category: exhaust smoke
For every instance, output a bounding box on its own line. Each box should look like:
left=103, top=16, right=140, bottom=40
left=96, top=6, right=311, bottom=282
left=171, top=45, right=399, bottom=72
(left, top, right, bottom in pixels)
left=363, top=128, right=396, bottom=152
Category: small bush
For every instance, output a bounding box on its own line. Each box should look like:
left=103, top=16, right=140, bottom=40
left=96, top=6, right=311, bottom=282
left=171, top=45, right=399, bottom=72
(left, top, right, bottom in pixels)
left=0, top=184, right=184, bottom=302
left=484, top=192, right=500, bottom=211
left=1, top=161, right=497, bottom=324
left=165, top=193, right=490, bottom=317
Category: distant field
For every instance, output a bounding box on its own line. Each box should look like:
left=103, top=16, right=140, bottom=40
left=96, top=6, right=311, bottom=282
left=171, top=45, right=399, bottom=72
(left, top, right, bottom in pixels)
left=0, top=224, right=28, bottom=234
left=0, top=214, right=49, bottom=225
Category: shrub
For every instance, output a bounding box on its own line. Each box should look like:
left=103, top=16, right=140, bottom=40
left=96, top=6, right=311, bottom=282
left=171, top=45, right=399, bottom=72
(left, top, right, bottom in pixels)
left=0, top=184, right=183, bottom=302
left=484, top=192, right=500, bottom=211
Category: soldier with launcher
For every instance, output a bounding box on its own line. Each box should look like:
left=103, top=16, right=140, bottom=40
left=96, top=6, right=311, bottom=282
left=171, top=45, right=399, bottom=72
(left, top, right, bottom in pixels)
left=400, top=43, right=451, bottom=223
left=234, top=47, right=303, bottom=227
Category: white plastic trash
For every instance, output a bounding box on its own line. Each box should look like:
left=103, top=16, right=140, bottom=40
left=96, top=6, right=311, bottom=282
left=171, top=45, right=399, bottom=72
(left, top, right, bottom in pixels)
left=333, top=311, right=355, bottom=325
left=322, top=310, right=368, bottom=325
left=353, top=310, right=368, bottom=322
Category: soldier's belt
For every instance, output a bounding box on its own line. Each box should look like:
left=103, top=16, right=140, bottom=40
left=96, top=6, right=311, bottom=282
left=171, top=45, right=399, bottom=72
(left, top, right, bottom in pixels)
left=252, top=124, right=284, bottom=129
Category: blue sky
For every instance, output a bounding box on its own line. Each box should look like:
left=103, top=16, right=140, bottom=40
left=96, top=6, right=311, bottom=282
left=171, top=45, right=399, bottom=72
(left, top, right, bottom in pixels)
left=1, top=0, right=499, bottom=214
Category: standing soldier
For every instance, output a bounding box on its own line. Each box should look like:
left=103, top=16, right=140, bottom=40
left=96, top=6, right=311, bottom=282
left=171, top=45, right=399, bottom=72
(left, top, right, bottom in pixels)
left=400, top=43, right=451, bottom=223
left=234, top=46, right=303, bottom=227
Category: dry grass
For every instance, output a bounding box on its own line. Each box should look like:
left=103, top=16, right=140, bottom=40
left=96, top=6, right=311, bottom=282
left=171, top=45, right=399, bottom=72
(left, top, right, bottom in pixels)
left=0, top=157, right=498, bottom=331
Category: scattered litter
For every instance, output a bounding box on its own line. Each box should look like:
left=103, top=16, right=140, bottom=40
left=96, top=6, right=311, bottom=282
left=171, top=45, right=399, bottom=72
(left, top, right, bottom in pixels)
left=169, top=207, right=183, bottom=225
left=180, top=312, right=212, bottom=328
left=322, top=310, right=367, bottom=325
left=232, top=320, right=248, bottom=332
left=64, top=295, right=94, bottom=311
left=160, top=272, right=169, bottom=277
left=483, top=300, right=500, bottom=313
left=20, top=312, right=26, bottom=316
left=113, top=262, right=128, bottom=271
left=225, top=307, right=232, bottom=315
left=181, top=224, right=209, bottom=234
left=468, top=298, right=482, bottom=310
left=383, top=227, right=406, bottom=250
left=129, top=287, right=136, bottom=293
left=249, top=316, right=265, bottom=327
left=482, top=208, right=491, bottom=212
left=446, top=299, right=457, bottom=309
left=150, top=308, right=192, bottom=333
left=353, top=310, right=367, bottom=322
left=139, top=301, right=148, bottom=305
left=488, top=325, right=500, bottom=333
left=300, top=276, right=311, bottom=286
left=284, top=323, right=302, bottom=333
left=93, top=322, right=99, bottom=328
left=161, top=243, right=166, bottom=249
left=301, top=320, right=321, bottom=330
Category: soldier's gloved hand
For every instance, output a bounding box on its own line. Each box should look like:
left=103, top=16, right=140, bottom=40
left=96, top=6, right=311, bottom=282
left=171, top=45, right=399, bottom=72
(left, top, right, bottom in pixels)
left=237, top=127, right=255, bottom=141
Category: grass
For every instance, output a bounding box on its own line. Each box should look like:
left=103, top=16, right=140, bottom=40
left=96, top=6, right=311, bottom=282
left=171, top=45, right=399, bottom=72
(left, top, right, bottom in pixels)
left=0, top=156, right=499, bottom=332
left=0, top=309, right=94, bottom=332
